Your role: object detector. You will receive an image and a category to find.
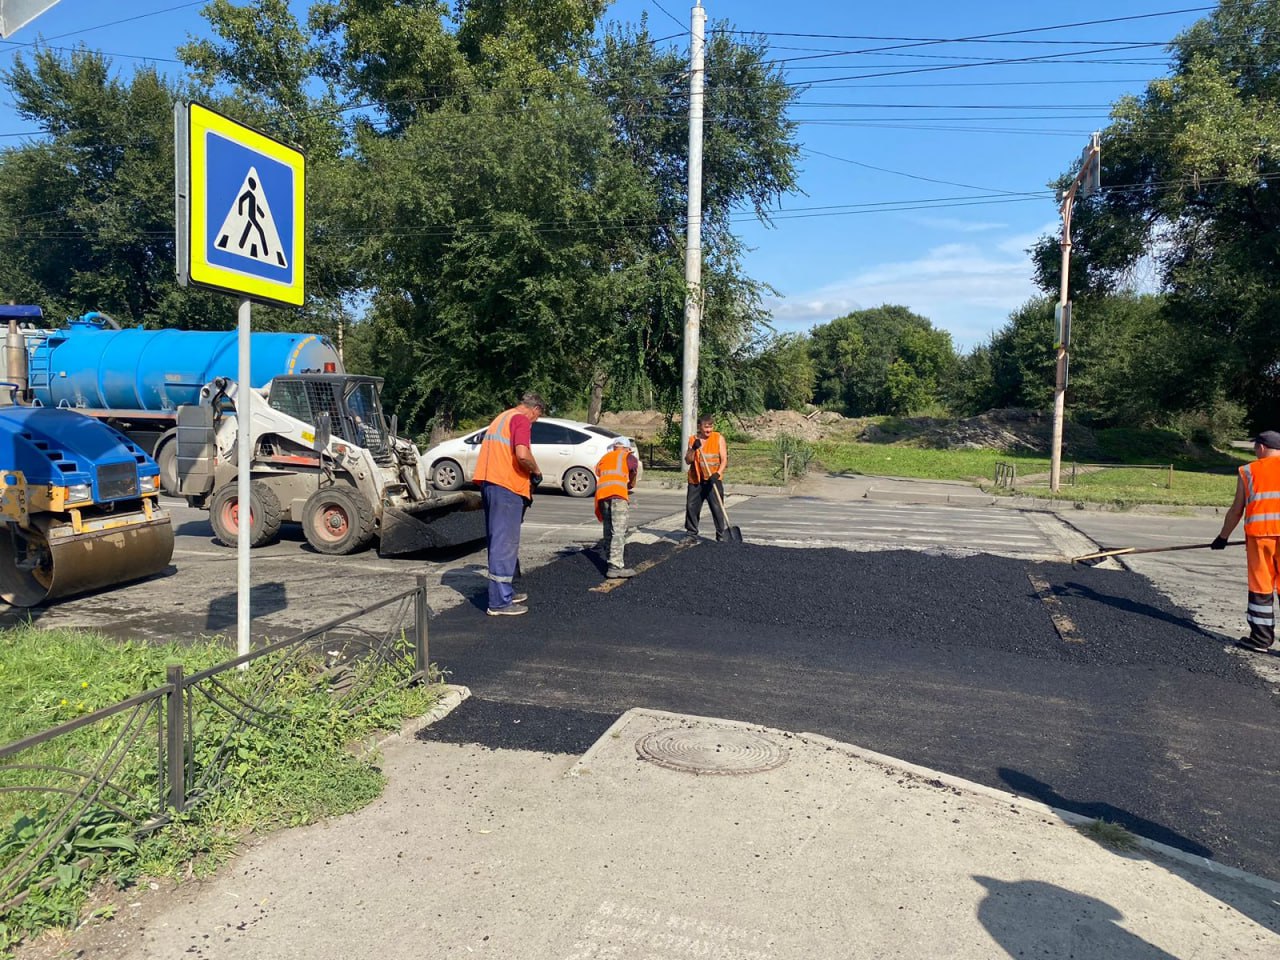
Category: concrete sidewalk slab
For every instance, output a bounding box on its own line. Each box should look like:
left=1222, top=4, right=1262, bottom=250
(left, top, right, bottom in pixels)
left=63, top=708, right=1279, bottom=960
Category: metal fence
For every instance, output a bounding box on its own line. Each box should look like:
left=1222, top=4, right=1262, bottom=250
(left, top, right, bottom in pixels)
left=0, top=575, right=432, bottom=915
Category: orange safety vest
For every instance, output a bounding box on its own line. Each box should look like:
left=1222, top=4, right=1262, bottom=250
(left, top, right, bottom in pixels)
left=594, top=447, right=632, bottom=521
left=1241, top=456, right=1280, bottom=537
left=474, top=406, right=534, bottom=498
left=687, top=431, right=726, bottom=484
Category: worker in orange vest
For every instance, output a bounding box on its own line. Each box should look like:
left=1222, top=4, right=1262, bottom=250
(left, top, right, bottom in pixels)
left=1214, top=429, right=1280, bottom=653
left=684, top=413, right=729, bottom=541
left=594, top=438, right=639, bottom=578
left=474, top=392, right=546, bottom=616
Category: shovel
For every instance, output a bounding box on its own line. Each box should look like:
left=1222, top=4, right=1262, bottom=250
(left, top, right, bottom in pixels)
left=1071, top=539, right=1244, bottom=567
left=695, top=446, right=743, bottom=543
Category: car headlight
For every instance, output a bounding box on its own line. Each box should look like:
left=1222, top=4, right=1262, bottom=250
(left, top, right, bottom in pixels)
left=140, top=475, right=159, bottom=493
left=66, top=483, right=92, bottom=503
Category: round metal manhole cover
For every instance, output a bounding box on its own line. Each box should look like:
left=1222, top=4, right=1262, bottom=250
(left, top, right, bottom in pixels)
left=635, top=727, right=788, bottom=776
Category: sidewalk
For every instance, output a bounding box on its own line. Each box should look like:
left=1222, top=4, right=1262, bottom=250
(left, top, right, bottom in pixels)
left=44, top=700, right=1279, bottom=959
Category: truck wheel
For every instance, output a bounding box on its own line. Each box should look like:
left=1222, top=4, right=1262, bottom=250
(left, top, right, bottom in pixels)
left=210, top=482, right=283, bottom=548
left=302, top=487, right=376, bottom=555
left=562, top=466, right=596, bottom=498
left=432, top=459, right=465, bottom=491
left=155, top=436, right=179, bottom=495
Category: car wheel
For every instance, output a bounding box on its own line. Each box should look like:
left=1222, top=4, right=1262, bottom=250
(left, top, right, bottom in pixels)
left=562, top=466, right=596, bottom=498
left=209, top=482, right=283, bottom=548
left=432, top=458, right=465, bottom=491
left=302, top=486, right=376, bottom=555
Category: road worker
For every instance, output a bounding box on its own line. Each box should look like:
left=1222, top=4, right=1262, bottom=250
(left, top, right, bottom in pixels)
left=595, top=438, right=639, bottom=578
left=474, top=392, right=545, bottom=616
left=684, top=414, right=729, bottom=541
left=1213, top=430, right=1280, bottom=653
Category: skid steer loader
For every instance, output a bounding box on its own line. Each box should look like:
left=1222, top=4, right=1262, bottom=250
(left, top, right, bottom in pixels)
left=176, top=374, right=483, bottom=556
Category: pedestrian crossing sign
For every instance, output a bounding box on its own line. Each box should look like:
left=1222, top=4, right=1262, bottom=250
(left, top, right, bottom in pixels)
left=175, top=102, right=305, bottom=307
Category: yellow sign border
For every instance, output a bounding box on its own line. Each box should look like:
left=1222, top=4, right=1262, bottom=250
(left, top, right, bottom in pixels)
left=187, top=103, right=305, bottom=307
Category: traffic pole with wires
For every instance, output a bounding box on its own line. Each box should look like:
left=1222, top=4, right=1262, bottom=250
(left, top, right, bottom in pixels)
left=1049, top=131, right=1101, bottom=494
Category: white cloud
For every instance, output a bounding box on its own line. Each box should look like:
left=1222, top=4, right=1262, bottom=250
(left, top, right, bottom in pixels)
left=906, top=215, right=1007, bottom=234
left=765, top=235, right=1052, bottom=350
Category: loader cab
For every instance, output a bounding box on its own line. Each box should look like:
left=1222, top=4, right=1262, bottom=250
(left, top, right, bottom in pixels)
left=267, top=374, right=393, bottom=463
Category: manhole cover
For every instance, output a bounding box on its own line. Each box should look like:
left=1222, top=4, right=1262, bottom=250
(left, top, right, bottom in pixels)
left=635, top=727, right=788, bottom=775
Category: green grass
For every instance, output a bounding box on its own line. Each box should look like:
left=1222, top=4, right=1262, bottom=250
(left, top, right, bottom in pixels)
left=641, top=435, right=1240, bottom=507
left=0, top=625, right=440, bottom=952
left=1021, top=465, right=1237, bottom=507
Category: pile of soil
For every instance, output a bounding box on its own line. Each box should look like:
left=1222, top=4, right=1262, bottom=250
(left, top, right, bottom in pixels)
left=598, top=407, right=1101, bottom=457
left=865, top=408, right=1103, bottom=459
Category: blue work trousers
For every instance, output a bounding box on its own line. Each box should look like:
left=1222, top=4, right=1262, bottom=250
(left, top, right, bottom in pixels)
left=482, top=482, right=526, bottom=610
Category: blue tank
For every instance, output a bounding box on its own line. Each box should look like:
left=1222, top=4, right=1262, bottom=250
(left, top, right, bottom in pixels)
left=25, top=316, right=343, bottom=413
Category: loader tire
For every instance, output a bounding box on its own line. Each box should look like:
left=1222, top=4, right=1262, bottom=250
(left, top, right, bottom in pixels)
left=210, top=482, right=283, bottom=548
left=302, top=486, right=376, bottom=555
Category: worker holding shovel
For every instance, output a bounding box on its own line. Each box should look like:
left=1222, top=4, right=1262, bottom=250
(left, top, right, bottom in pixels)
left=684, top=414, right=731, bottom=541
left=1213, top=430, right=1280, bottom=654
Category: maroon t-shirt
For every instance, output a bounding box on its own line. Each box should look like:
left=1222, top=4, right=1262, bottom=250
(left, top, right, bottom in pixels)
left=509, top=413, right=531, bottom=450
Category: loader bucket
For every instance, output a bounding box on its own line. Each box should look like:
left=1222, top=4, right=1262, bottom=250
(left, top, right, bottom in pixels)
left=378, top=491, right=485, bottom=556
left=0, top=511, right=174, bottom=607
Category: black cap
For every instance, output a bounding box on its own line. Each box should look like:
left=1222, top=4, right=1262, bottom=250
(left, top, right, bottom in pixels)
left=1254, top=430, right=1280, bottom=450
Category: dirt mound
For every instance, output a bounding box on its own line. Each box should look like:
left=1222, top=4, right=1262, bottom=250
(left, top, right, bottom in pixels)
left=864, top=408, right=1101, bottom=458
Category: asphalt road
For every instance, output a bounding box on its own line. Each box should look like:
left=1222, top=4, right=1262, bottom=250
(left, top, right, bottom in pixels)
left=422, top=504, right=1280, bottom=883
left=6, top=481, right=1278, bottom=882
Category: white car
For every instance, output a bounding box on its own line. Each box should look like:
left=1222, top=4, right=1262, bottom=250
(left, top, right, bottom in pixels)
left=422, top=417, right=642, bottom=497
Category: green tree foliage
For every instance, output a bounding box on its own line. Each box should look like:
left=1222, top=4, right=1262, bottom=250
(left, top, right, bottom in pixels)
left=755, top=333, right=815, bottom=410
left=1029, top=0, right=1280, bottom=429
left=808, top=305, right=957, bottom=415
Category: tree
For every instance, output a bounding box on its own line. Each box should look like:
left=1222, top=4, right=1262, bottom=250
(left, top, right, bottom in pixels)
left=808, top=305, right=956, bottom=415
left=756, top=333, right=815, bottom=411
left=1029, top=0, right=1280, bottom=429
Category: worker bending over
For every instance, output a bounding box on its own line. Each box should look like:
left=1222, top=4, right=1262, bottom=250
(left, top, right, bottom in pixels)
left=595, top=438, right=639, bottom=578
left=1214, top=430, right=1280, bottom=653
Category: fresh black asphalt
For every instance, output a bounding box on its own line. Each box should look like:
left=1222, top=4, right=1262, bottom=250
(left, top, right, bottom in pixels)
left=421, top=538, right=1280, bottom=881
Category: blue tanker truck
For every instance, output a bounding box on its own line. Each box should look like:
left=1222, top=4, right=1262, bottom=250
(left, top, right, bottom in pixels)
left=7, top=310, right=342, bottom=493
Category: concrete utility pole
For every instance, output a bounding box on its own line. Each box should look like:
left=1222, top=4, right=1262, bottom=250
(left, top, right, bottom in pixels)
left=680, top=1, right=707, bottom=455
left=1049, top=131, right=1101, bottom=493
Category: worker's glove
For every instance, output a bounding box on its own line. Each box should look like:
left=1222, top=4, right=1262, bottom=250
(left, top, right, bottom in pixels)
left=690, top=438, right=702, bottom=451
left=1210, top=536, right=1229, bottom=550
left=709, top=472, right=721, bottom=482
left=530, top=473, right=543, bottom=488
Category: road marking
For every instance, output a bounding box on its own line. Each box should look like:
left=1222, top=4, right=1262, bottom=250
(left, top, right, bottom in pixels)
left=1027, top=571, right=1085, bottom=643
left=590, top=539, right=698, bottom=594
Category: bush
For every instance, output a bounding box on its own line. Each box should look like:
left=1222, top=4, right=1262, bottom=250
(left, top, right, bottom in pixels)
left=1165, top=397, right=1246, bottom=448
left=772, top=433, right=813, bottom=481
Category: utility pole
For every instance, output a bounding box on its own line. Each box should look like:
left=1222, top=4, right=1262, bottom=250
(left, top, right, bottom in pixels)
left=680, top=1, right=707, bottom=456
left=1049, top=131, right=1101, bottom=493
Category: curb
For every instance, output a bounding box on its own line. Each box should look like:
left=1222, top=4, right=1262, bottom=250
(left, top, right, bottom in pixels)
left=376, top=683, right=472, bottom=749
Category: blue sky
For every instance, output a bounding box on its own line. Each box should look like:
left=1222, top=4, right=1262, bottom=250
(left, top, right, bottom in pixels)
left=0, top=1, right=1213, bottom=350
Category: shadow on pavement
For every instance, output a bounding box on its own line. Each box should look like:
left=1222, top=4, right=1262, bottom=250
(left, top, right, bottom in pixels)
left=975, top=876, right=1178, bottom=959
left=205, top=581, right=288, bottom=631
left=999, top=769, right=1280, bottom=937
left=1054, top=579, right=1222, bottom=640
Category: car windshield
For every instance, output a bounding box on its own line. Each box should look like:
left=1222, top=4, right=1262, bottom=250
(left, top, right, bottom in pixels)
left=584, top=426, right=620, bottom=438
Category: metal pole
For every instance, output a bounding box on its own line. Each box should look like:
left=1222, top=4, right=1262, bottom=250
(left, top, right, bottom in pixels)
left=237, top=297, right=252, bottom=659
left=680, top=1, right=707, bottom=458
left=165, top=664, right=185, bottom=813
left=415, top=573, right=429, bottom=680
left=1049, top=201, right=1072, bottom=494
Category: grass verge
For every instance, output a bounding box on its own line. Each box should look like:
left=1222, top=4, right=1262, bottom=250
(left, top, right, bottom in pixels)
left=0, top=625, right=440, bottom=954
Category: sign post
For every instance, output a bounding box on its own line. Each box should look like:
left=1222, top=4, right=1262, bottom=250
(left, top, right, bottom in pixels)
left=175, top=102, right=305, bottom=658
